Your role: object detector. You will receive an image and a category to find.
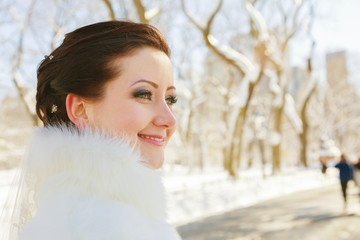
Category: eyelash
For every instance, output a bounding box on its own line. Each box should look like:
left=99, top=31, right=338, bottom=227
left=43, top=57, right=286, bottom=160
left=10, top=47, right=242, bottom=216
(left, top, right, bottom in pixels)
left=166, top=96, right=178, bottom=105
left=133, top=89, right=178, bottom=106
left=133, top=89, right=152, bottom=100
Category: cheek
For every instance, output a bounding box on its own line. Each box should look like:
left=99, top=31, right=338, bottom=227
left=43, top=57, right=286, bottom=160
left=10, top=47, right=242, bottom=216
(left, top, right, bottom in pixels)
left=112, top=106, right=151, bottom=137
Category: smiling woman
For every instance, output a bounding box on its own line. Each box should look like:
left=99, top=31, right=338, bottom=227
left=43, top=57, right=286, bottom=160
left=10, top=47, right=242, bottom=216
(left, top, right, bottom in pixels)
left=76, top=47, right=177, bottom=169
left=1, top=21, right=181, bottom=240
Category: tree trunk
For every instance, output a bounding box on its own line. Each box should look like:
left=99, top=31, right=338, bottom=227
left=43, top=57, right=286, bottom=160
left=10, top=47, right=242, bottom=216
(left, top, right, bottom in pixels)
left=224, top=71, right=263, bottom=177
left=298, top=82, right=316, bottom=167
left=223, top=107, right=245, bottom=177
left=299, top=122, right=308, bottom=167
left=272, top=95, right=285, bottom=173
left=259, top=138, right=267, bottom=178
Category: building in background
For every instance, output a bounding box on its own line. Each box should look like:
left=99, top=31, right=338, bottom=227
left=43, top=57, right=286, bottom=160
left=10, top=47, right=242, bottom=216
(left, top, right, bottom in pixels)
left=324, top=50, right=360, bottom=161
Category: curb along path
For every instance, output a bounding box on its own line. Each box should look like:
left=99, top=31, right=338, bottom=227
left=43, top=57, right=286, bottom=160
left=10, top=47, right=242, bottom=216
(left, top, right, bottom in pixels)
left=177, top=184, right=360, bottom=240
left=165, top=168, right=338, bottom=225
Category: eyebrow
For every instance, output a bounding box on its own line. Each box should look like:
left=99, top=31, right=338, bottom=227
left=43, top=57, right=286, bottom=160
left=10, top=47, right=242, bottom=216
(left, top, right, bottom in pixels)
left=131, top=79, right=176, bottom=91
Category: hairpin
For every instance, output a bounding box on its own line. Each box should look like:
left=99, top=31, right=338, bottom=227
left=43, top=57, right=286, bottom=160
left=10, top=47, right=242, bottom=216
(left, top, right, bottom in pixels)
left=44, top=55, right=54, bottom=60
left=51, top=104, right=58, bottom=113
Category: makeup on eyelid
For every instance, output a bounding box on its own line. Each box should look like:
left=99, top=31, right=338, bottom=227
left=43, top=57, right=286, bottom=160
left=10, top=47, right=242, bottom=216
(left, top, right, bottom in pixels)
left=132, top=88, right=177, bottom=105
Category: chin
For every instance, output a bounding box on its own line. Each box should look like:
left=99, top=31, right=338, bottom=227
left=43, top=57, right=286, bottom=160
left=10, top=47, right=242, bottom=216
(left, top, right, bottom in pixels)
left=143, top=154, right=164, bottom=169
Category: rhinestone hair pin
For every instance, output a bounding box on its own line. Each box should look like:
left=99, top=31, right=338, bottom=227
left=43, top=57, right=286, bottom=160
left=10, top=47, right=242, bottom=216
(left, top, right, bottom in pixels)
left=51, top=104, right=58, bottom=113
left=44, top=55, right=54, bottom=60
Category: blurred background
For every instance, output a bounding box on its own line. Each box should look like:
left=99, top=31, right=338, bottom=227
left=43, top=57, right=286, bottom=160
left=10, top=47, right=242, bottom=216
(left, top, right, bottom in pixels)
left=1, top=0, right=360, bottom=239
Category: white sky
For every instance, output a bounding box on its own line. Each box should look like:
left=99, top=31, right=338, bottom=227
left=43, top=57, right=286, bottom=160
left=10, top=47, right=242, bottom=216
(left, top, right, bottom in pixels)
left=289, top=0, right=360, bottom=70
left=314, top=0, right=360, bottom=54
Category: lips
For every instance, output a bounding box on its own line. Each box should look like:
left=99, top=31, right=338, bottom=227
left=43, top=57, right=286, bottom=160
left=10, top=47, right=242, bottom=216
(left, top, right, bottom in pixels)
left=138, top=134, right=166, bottom=146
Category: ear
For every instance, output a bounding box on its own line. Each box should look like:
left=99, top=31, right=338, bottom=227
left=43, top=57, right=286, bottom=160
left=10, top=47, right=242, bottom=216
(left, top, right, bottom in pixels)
left=66, top=93, right=88, bottom=129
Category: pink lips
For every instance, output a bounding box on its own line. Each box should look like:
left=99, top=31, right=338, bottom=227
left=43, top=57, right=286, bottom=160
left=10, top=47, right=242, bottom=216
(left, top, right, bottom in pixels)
left=138, top=134, right=166, bottom=146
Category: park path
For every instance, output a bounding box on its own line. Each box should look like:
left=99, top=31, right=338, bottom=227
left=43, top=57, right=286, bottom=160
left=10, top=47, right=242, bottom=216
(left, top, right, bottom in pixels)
left=177, top=183, right=360, bottom=240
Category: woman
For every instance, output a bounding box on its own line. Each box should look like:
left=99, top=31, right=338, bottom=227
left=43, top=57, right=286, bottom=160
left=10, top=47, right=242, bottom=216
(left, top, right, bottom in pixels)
left=3, top=20, right=181, bottom=239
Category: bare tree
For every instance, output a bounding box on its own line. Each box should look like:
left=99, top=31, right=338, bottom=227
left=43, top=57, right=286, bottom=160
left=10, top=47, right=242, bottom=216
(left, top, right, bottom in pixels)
left=8, top=0, right=95, bottom=126
left=181, top=0, right=274, bottom=176
left=297, top=2, right=317, bottom=167
left=256, top=0, right=312, bottom=172
left=181, top=0, right=312, bottom=176
left=10, top=0, right=40, bottom=126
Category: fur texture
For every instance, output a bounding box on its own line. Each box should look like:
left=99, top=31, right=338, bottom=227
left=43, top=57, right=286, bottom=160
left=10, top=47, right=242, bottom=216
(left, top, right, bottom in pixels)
left=18, top=125, right=181, bottom=240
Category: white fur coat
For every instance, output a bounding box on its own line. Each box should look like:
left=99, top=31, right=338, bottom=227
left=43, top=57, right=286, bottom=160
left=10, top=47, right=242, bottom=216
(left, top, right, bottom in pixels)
left=15, top=125, right=181, bottom=240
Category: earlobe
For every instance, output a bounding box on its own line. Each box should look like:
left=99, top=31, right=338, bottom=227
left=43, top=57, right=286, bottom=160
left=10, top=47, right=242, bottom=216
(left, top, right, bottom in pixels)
left=66, top=93, right=88, bottom=129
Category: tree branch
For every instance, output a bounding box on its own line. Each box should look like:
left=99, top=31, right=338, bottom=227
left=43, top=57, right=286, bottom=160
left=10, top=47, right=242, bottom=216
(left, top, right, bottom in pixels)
left=281, top=0, right=304, bottom=53
left=133, top=0, right=162, bottom=24
left=204, top=0, right=223, bottom=35
left=133, top=0, right=148, bottom=23
left=12, top=0, right=39, bottom=125
left=180, top=0, right=204, bottom=31
left=102, top=0, right=116, bottom=20
left=182, top=0, right=252, bottom=75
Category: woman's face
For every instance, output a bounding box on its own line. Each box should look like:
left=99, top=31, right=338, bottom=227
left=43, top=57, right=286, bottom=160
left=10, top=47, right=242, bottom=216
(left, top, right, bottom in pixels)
left=84, top=47, right=177, bottom=169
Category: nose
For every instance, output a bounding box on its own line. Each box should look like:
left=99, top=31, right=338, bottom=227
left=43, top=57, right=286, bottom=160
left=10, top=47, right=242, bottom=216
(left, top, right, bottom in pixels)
left=153, top=101, right=177, bottom=129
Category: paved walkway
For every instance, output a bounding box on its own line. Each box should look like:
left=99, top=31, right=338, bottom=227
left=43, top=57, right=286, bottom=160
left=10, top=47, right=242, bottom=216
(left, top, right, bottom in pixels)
left=177, top=183, right=360, bottom=240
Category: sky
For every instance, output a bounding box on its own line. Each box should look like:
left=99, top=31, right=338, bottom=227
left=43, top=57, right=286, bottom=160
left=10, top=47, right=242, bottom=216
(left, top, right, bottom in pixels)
left=288, top=0, right=360, bottom=78
left=314, top=0, right=360, bottom=54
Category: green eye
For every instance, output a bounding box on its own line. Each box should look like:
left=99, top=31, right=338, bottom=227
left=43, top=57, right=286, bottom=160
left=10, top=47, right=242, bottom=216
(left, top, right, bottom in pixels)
left=133, top=89, right=152, bottom=100
left=166, top=96, right=178, bottom=105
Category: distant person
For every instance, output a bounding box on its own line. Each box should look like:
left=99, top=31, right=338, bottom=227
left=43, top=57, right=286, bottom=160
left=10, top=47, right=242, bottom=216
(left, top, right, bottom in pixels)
left=353, top=157, right=360, bottom=194
left=335, top=154, right=354, bottom=207
left=320, top=158, right=327, bottom=175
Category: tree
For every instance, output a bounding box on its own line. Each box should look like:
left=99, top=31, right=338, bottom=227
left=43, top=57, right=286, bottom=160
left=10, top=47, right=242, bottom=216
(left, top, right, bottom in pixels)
left=297, top=3, right=318, bottom=167
left=181, top=0, right=313, bottom=176
left=181, top=0, right=273, bottom=176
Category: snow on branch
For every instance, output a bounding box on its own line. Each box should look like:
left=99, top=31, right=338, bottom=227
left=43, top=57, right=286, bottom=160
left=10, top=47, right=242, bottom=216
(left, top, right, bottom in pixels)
left=133, top=0, right=161, bottom=23
left=207, top=35, right=257, bottom=77
left=244, top=0, right=269, bottom=42
left=181, top=0, right=255, bottom=76
left=145, top=7, right=161, bottom=21
left=264, top=69, right=281, bottom=96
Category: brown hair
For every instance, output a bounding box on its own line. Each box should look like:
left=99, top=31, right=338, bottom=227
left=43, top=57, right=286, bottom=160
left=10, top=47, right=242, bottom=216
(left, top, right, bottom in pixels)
left=36, top=20, right=170, bottom=126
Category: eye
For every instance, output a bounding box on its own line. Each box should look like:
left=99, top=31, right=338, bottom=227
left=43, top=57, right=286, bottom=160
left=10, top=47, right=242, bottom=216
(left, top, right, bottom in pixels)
left=166, top=95, right=178, bottom=106
left=133, top=89, right=152, bottom=101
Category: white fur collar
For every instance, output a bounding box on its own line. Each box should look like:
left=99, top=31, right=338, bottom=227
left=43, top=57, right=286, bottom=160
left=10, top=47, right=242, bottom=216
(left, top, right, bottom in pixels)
left=24, top=124, right=166, bottom=220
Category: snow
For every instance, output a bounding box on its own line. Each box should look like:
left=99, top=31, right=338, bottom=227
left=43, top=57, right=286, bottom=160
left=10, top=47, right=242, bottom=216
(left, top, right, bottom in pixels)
left=268, top=131, right=281, bottom=145
left=244, top=0, right=269, bottom=41
left=164, top=166, right=338, bottom=225
left=207, top=34, right=257, bottom=75
left=266, top=69, right=281, bottom=96
left=0, top=166, right=338, bottom=228
left=145, top=7, right=161, bottom=20
left=235, top=77, right=250, bottom=108
left=319, top=136, right=341, bottom=158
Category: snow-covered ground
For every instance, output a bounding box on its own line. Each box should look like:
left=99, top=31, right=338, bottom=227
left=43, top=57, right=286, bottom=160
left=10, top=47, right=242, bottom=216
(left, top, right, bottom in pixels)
left=164, top=166, right=338, bottom=225
left=1, top=165, right=338, bottom=230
